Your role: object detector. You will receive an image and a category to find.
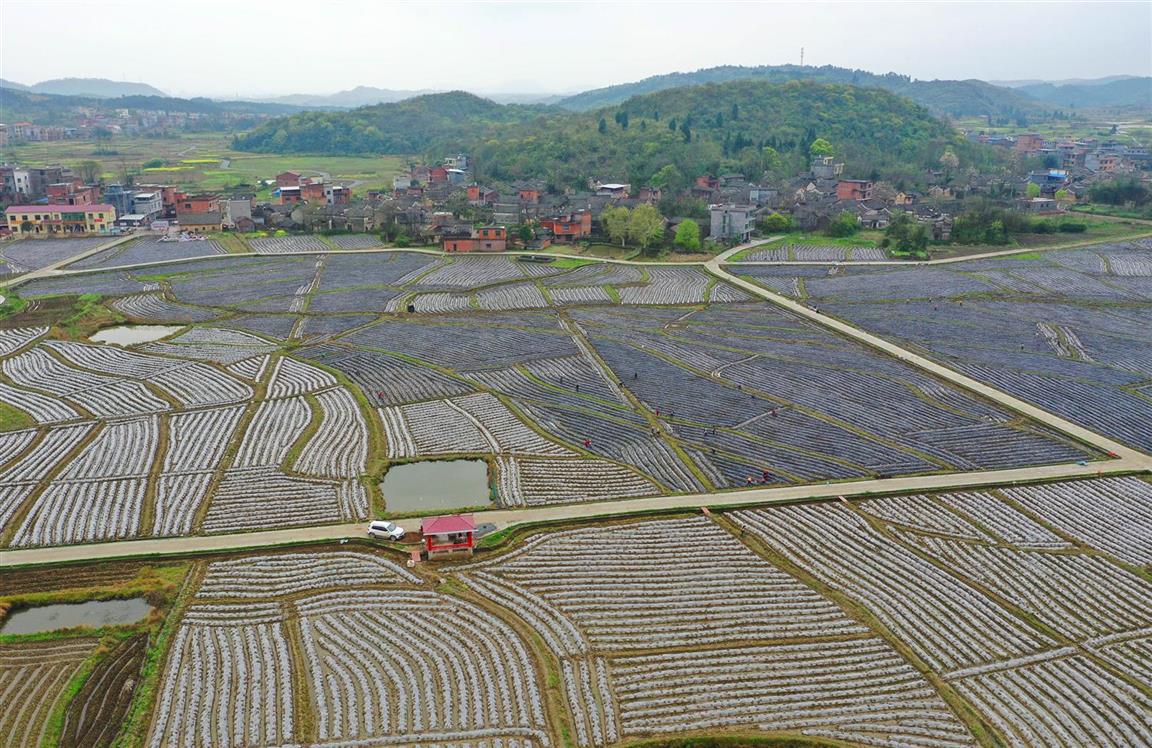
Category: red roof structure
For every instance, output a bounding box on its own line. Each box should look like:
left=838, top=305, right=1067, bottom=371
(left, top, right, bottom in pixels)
left=421, top=514, right=476, bottom=535
left=421, top=513, right=477, bottom=557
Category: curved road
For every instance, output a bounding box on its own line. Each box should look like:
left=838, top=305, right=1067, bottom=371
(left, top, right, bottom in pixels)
left=2, top=237, right=1150, bottom=567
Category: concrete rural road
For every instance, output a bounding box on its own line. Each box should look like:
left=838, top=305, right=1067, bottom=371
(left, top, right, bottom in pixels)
left=2, top=236, right=1150, bottom=567
left=3, top=457, right=1145, bottom=568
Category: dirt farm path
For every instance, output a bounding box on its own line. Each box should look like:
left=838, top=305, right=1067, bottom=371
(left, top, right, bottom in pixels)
left=2, top=238, right=1151, bottom=567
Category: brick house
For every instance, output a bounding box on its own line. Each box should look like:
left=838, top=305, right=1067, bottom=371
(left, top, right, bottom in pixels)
left=441, top=225, right=507, bottom=252
left=176, top=194, right=221, bottom=216
left=539, top=211, right=592, bottom=243
left=835, top=180, right=874, bottom=201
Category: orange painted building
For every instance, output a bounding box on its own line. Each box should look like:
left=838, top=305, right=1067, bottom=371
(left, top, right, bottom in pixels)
left=539, top=211, right=592, bottom=242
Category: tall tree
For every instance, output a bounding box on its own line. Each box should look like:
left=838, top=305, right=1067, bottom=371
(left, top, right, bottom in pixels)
left=673, top=219, right=701, bottom=251
left=77, top=160, right=102, bottom=184
left=602, top=206, right=631, bottom=246
left=809, top=137, right=835, bottom=157
left=627, top=204, right=665, bottom=251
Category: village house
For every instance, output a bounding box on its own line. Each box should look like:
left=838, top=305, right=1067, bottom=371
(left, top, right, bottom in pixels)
left=1015, top=133, right=1045, bottom=154
left=441, top=225, right=508, bottom=252
left=710, top=203, right=754, bottom=242
left=636, top=186, right=662, bottom=203
left=515, top=181, right=545, bottom=204
left=279, top=185, right=303, bottom=205
left=1019, top=196, right=1061, bottom=214
left=175, top=193, right=221, bottom=216
left=836, top=179, right=874, bottom=201
left=325, top=184, right=352, bottom=205
left=594, top=182, right=631, bottom=198
left=178, top=211, right=224, bottom=233
left=223, top=197, right=253, bottom=228
left=5, top=204, right=117, bottom=235
left=539, top=210, right=593, bottom=243
left=301, top=182, right=327, bottom=203
left=810, top=156, right=844, bottom=180
left=46, top=182, right=100, bottom=206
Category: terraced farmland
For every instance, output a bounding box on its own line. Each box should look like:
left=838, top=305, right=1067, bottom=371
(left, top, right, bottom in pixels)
left=0, top=638, right=99, bottom=748
left=0, top=236, right=113, bottom=275
left=0, top=330, right=370, bottom=547
left=2, top=234, right=1151, bottom=747
left=6, top=472, right=1149, bottom=747
left=68, top=237, right=225, bottom=270
left=775, top=239, right=1152, bottom=451
left=4, top=242, right=1139, bottom=540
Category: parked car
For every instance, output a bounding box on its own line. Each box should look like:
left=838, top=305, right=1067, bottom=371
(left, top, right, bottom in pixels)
left=368, top=520, right=405, bottom=541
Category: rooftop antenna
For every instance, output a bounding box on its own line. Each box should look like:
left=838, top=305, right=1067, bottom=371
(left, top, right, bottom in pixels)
left=800, top=47, right=805, bottom=67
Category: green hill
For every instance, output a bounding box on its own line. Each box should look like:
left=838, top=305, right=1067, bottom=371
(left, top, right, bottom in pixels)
left=557, top=64, right=1039, bottom=119
left=234, top=80, right=987, bottom=188
left=233, top=91, right=551, bottom=154
left=479, top=80, right=976, bottom=187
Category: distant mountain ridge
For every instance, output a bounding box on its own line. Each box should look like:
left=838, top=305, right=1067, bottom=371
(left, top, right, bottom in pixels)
left=1014, top=78, right=1152, bottom=109
left=260, top=85, right=439, bottom=108
left=991, top=75, right=1141, bottom=88
left=0, top=86, right=312, bottom=125
left=8, top=77, right=170, bottom=98
left=556, top=64, right=1041, bottom=117
left=258, top=86, right=564, bottom=107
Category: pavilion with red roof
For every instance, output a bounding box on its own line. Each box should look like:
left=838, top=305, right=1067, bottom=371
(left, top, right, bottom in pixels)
left=421, top=513, right=477, bottom=557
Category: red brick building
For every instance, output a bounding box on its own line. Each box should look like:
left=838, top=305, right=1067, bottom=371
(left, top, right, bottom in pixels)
left=442, top=225, right=507, bottom=252
left=539, top=211, right=592, bottom=243
left=176, top=194, right=221, bottom=216
left=835, top=179, right=874, bottom=201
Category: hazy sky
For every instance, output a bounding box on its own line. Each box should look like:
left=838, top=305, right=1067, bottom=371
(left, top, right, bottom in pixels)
left=3, top=1, right=1150, bottom=97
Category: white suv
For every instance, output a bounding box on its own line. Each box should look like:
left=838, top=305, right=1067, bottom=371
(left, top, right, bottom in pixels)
left=368, top=520, right=406, bottom=541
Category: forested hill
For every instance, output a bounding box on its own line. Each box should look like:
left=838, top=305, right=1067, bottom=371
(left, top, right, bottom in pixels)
left=233, top=80, right=982, bottom=189
left=479, top=80, right=975, bottom=186
left=557, top=64, right=1039, bottom=118
left=233, top=91, right=552, bottom=154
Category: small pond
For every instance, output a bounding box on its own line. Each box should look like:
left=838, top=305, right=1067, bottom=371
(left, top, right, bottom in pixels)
left=381, top=459, right=492, bottom=513
left=1, top=598, right=153, bottom=635
left=89, top=324, right=183, bottom=345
